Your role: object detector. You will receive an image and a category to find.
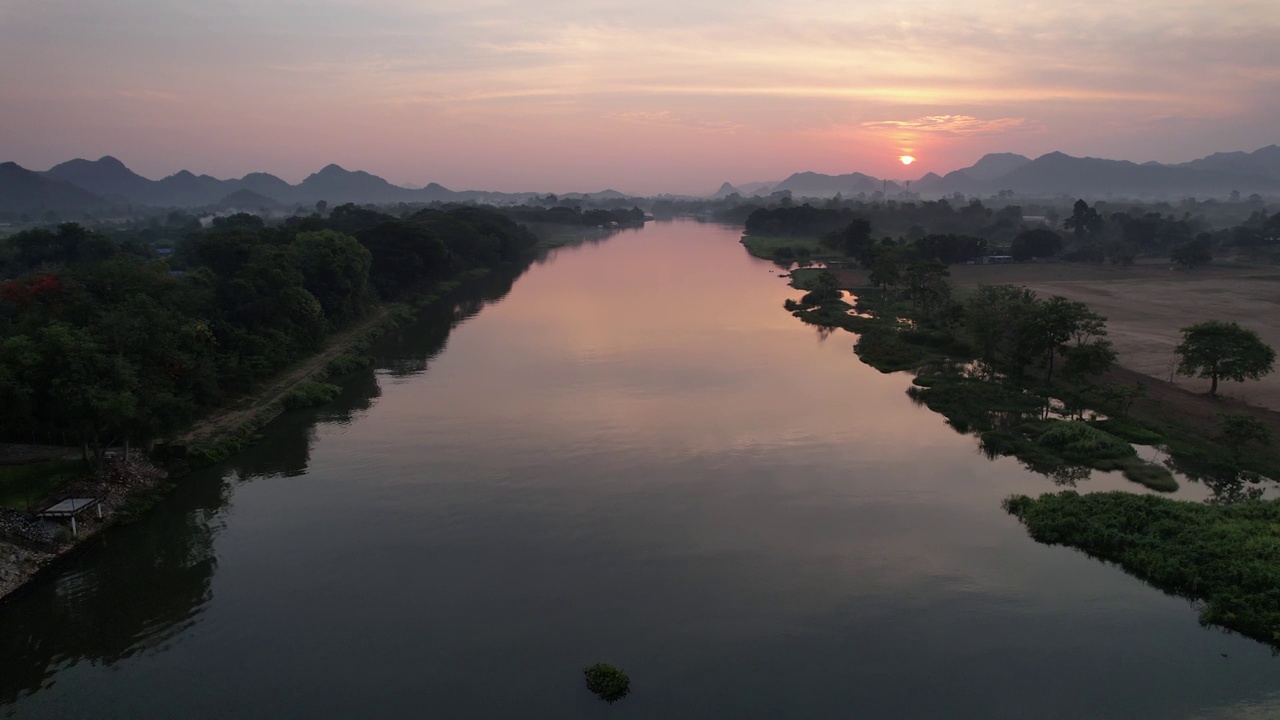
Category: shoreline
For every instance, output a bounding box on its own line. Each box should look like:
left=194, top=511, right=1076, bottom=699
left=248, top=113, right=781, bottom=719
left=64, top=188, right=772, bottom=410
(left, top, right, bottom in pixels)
left=0, top=280, right=435, bottom=603
left=0, top=234, right=605, bottom=605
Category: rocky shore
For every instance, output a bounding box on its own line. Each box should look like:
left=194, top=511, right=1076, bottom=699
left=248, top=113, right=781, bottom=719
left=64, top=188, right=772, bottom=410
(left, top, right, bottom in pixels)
left=0, top=456, right=168, bottom=602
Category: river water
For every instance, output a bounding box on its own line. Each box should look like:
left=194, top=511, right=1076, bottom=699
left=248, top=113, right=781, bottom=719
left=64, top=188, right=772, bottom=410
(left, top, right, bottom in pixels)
left=2, top=220, right=1277, bottom=719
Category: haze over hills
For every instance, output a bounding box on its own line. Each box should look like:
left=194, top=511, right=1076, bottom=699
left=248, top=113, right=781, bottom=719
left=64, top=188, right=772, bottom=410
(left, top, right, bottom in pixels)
left=728, top=145, right=1280, bottom=200
left=2, top=145, right=1278, bottom=218
left=4, top=156, right=550, bottom=216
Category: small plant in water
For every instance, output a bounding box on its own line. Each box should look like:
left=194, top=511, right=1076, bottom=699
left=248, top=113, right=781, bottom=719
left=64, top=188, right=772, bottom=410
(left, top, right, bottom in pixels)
left=584, top=662, right=630, bottom=704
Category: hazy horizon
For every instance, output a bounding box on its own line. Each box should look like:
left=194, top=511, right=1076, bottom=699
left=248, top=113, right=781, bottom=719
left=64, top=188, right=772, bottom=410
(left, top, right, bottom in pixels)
left=3, top=0, right=1279, bottom=195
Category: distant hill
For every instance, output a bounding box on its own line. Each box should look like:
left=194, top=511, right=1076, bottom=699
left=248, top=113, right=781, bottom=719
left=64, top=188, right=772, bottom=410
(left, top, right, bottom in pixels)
left=17, top=144, right=1280, bottom=211
left=236, top=172, right=299, bottom=204
left=215, top=189, right=285, bottom=212
left=910, top=147, right=1280, bottom=199
left=0, top=162, right=108, bottom=216
left=774, top=171, right=886, bottom=198
left=712, top=181, right=741, bottom=198
left=736, top=181, right=777, bottom=196
left=1176, top=145, right=1280, bottom=181
left=912, top=172, right=945, bottom=193
left=961, top=153, right=1031, bottom=181
left=296, top=164, right=422, bottom=205
left=991, top=151, right=1280, bottom=197
left=43, top=156, right=155, bottom=204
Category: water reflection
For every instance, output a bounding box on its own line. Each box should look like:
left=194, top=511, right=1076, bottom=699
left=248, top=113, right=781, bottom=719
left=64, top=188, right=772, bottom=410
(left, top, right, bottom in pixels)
left=0, top=475, right=222, bottom=707
left=0, top=259, right=537, bottom=708
left=2, top=221, right=1277, bottom=720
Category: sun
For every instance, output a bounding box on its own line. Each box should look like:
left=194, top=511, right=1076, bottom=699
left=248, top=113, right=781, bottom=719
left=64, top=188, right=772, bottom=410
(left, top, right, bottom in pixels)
left=899, top=155, right=916, bottom=165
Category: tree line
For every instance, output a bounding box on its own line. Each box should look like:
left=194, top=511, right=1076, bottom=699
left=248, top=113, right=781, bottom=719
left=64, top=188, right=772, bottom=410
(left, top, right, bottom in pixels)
left=742, top=198, right=1280, bottom=268
left=0, top=205, right=540, bottom=463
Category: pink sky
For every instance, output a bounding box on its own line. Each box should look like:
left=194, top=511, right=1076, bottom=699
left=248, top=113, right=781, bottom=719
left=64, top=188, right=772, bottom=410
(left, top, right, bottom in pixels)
left=2, top=0, right=1278, bottom=195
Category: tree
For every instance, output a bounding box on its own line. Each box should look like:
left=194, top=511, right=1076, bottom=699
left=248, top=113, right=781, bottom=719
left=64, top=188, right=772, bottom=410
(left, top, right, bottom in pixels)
left=1063, top=199, right=1103, bottom=238
left=1171, top=235, right=1212, bottom=268
left=1010, top=228, right=1063, bottom=261
left=1030, top=296, right=1109, bottom=382
left=1218, top=412, right=1271, bottom=461
left=824, top=217, right=872, bottom=257
left=1175, top=321, right=1276, bottom=396
left=964, top=284, right=1039, bottom=371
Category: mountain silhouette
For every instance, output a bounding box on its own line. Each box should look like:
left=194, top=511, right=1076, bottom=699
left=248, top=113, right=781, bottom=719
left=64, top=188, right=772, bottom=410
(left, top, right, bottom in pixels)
left=0, top=162, right=108, bottom=216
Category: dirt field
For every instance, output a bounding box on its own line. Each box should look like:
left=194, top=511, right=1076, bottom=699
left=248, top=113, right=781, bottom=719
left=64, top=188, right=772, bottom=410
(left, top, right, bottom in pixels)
left=832, top=261, right=1280, bottom=412
left=1004, top=266, right=1280, bottom=412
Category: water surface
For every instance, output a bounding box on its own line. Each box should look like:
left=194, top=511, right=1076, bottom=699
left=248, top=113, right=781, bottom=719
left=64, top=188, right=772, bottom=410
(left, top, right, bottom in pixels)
left=2, top=220, right=1277, bottom=719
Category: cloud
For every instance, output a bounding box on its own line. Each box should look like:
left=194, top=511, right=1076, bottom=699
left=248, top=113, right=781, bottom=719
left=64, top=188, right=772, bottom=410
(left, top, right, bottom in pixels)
left=605, top=110, right=743, bottom=133
left=861, top=115, right=1036, bottom=137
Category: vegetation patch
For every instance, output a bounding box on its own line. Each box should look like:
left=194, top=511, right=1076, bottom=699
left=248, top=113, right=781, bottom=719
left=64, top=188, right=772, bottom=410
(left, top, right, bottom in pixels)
left=583, top=662, right=631, bottom=704
left=1113, top=457, right=1178, bottom=492
left=0, top=460, right=88, bottom=512
left=1037, top=421, right=1135, bottom=464
left=325, top=352, right=375, bottom=377
left=1088, top=418, right=1164, bottom=446
left=1004, top=491, right=1280, bottom=649
left=740, top=234, right=827, bottom=264
left=280, top=381, right=342, bottom=410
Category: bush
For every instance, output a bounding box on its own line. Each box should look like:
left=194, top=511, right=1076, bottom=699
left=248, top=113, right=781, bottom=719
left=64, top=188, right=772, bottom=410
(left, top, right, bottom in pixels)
left=584, top=662, right=631, bottom=704
left=1004, top=491, right=1280, bottom=649
left=1037, top=421, right=1134, bottom=463
left=281, top=381, right=341, bottom=410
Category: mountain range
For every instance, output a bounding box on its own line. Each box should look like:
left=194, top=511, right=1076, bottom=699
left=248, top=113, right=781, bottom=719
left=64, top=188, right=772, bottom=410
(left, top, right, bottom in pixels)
left=3, top=145, right=1279, bottom=218
left=729, top=145, right=1280, bottom=200
left=0, top=157, right=551, bottom=217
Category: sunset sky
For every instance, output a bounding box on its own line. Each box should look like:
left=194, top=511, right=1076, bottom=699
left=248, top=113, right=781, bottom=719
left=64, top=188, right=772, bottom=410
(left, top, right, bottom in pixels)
left=2, top=0, right=1278, bottom=195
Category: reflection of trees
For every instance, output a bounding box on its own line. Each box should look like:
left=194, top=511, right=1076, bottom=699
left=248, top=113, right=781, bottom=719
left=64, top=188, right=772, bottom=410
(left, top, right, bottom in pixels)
left=0, top=474, right=224, bottom=708
left=228, top=263, right=529, bottom=480
left=0, top=261, right=543, bottom=709
left=382, top=264, right=525, bottom=379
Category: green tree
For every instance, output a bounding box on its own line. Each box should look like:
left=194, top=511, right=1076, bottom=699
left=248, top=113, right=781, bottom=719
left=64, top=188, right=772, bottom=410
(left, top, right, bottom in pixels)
left=1218, top=412, right=1271, bottom=461
left=1010, top=228, right=1063, bottom=261
left=823, top=218, right=872, bottom=258
left=1171, top=235, right=1212, bottom=268
left=1063, top=199, right=1103, bottom=238
left=1175, top=321, right=1276, bottom=396
left=964, top=284, right=1039, bottom=371
left=1030, top=296, right=1109, bottom=382
left=293, top=230, right=372, bottom=324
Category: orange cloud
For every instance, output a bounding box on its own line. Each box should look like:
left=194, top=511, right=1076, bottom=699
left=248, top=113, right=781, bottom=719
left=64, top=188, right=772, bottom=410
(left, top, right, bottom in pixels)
left=861, top=115, right=1036, bottom=136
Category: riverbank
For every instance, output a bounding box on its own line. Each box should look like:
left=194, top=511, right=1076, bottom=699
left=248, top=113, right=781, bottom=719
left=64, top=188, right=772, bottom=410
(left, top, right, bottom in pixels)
left=1, top=457, right=168, bottom=601
left=781, top=266, right=1280, bottom=649
left=1, top=279, right=435, bottom=602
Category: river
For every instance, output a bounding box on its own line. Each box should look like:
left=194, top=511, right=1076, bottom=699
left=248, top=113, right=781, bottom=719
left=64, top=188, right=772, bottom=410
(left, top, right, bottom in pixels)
left=1, top=220, right=1277, bottom=719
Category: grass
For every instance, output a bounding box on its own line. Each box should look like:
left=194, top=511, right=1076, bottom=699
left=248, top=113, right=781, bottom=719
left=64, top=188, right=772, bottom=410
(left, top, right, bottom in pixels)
left=1004, top=491, right=1280, bottom=649
left=1114, top=456, right=1179, bottom=491
left=739, top=234, right=828, bottom=263
left=280, top=381, right=342, bottom=410
left=0, top=460, right=88, bottom=511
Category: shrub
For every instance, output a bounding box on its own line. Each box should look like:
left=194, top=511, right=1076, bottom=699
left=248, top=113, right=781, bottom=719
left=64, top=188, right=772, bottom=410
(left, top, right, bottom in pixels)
left=584, top=662, right=631, bottom=704
left=281, top=381, right=341, bottom=410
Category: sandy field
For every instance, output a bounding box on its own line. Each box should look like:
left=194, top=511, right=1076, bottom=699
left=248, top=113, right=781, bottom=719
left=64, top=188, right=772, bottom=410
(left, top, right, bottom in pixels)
left=832, top=262, right=1280, bottom=412
left=1002, top=267, right=1280, bottom=412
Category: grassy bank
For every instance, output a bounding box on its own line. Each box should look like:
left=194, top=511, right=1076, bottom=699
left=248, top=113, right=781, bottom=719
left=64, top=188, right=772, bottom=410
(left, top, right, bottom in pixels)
left=784, top=272, right=1276, bottom=493
left=1004, top=491, right=1280, bottom=649
left=740, top=234, right=828, bottom=263
left=169, top=302, right=413, bottom=470
left=776, top=262, right=1280, bottom=649
left=0, top=460, right=88, bottom=512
